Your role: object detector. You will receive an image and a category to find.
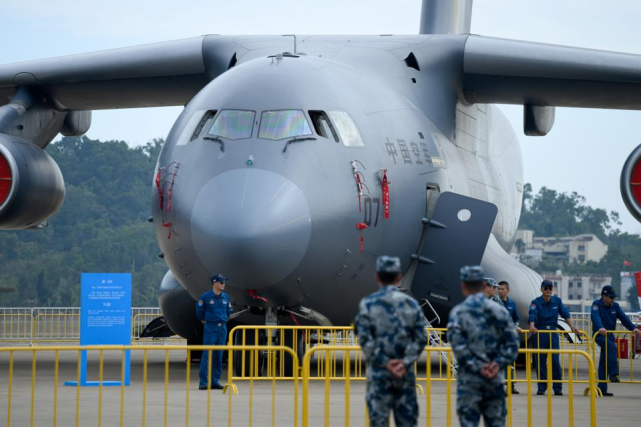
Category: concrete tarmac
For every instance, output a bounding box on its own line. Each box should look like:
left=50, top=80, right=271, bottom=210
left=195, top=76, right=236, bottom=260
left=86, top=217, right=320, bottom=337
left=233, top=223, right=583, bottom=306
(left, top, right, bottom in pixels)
left=0, top=344, right=640, bottom=426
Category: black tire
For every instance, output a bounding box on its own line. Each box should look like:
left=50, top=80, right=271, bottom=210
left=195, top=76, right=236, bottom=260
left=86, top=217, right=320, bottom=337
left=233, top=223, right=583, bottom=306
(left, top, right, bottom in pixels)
left=233, top=329, right=266, bottom=377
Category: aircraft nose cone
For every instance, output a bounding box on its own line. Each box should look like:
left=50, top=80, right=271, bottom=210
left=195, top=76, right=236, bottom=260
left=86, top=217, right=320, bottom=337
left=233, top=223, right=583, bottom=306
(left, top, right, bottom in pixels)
left=191, top=169, right=312, bottom=289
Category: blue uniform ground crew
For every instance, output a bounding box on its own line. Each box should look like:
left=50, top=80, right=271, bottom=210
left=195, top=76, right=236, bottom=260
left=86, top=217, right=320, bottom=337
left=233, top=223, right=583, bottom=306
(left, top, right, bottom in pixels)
left=528, top=280, right=579, bottom=396
left=354, top=256, right=427, bottom=427
left=498, top=281, right=521, bottom=395
left=448, top=266, right=520, bottom=427
left=498, top=291, right=520, bottom=327
left=195, top=274, right=232, bottom=390
left=590, top=285, right=641, bottom=396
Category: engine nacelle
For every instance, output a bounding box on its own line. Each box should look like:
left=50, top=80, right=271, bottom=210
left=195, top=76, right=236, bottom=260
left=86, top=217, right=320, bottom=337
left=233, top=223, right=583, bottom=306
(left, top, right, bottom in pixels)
left=620, top=144, right=641, bottom=223
left=158, top=270, right=203, bottom=340
left=0, top=134, right=65, bottom=229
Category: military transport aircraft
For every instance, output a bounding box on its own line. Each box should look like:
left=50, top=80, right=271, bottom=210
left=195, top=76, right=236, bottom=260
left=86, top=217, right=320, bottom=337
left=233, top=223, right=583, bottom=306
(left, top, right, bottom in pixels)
left=2, top=0, right=641, bottom=342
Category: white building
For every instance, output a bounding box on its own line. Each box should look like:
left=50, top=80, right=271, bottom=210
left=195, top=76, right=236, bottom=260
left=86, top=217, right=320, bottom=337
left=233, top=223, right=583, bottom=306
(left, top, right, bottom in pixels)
left=513, top=231, right=608, bottom=264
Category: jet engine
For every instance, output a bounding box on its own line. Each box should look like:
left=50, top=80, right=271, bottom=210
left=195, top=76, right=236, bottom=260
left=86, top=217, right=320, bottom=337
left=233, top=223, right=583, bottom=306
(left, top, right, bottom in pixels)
left=0, top=135, right=65, bottom=229
left=620, top=144, right=641, bottom=223
left=158, top=270, right=203, bottom=340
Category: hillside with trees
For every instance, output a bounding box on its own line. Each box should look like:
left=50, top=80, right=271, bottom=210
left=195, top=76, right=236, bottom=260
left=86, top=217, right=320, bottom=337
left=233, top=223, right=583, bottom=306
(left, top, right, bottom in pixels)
left=519, top=184, right=641, bottom=310
left=0, top=138, right=640, bottom=310
left=0, top=136, right=166, bottom=307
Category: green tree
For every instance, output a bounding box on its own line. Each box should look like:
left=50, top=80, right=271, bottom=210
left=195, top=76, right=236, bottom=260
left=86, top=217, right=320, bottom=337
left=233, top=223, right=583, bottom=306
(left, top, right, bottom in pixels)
left=0, top=136, right=166, bottom=307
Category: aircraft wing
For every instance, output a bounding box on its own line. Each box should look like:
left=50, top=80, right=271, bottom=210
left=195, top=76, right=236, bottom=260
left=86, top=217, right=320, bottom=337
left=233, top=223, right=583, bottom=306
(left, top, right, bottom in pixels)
left=0, top=36, right=238, bottom=110
left=462, top=35, right=641, bottom=109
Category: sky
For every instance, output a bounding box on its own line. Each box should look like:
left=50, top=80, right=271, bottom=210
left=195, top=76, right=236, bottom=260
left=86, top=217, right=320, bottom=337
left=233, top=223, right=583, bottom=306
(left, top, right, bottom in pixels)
left=3, top=0, right=641, bottom=233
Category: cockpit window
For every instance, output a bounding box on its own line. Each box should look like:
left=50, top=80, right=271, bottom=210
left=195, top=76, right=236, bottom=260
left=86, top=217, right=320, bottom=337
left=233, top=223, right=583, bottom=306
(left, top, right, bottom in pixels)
left=207, top=110, right=255, bottom=140
left=258, top=110, right=312, bottom=141
left=309, top=110, right=339, bottom=142
left=328, top=111, right=364, bottom=147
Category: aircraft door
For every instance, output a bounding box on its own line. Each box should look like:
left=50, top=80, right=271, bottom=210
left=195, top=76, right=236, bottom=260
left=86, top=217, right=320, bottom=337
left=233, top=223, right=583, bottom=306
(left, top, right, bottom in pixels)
left=407, top=189, right=498, bottom=325
left=401, top=184, right=440, bottom=293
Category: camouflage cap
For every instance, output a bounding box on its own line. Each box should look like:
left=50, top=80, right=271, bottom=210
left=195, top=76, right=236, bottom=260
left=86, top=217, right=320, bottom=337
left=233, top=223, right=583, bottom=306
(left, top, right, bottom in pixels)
left=484, top=277, right=498, bottom=287
left=376, top=256, right=402, bottom=274
left=460, top=265, right=484, bottom=282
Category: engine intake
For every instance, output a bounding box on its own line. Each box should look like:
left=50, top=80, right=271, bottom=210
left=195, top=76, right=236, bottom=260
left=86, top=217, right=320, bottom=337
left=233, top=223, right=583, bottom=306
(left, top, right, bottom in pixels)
left=0, top=134, right=65, bottom=229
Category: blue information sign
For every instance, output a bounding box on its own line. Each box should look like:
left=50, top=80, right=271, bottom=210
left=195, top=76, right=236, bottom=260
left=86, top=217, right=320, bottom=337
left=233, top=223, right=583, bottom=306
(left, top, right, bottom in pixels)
left=65, top=273, right=132, bottom=387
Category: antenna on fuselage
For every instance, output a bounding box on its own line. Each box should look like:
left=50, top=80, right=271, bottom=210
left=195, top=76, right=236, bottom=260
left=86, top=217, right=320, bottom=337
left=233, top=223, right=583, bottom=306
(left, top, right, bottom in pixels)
left=419, top=0, right=473, bottom=35
left=282, top=34, right=297, bottom=54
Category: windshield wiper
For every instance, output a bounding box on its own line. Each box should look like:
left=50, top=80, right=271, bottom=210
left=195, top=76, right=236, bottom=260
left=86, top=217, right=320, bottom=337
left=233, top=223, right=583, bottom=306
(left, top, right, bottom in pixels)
left=283, top=136, right=317, bottom=153
left=204, top=135, right=225, bottom=152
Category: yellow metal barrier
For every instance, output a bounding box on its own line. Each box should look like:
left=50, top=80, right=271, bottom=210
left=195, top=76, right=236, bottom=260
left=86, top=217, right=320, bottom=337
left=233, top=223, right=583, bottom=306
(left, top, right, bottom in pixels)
left=591, top=330, right=641, bottom=387
left=33, top=313, right=80, bottom=342
left=0, top=345, right=298, bottom=427
left=228, top=325, right=453, bottom=381
left=302, top=345, right=598, bottom=427
left=228, top=325, right=360, bottom=380
left=518, top=330, right=592, bottom=388
left=0, top=308, right=170, bottom=345
left=0, top=313, right=33, bottom=342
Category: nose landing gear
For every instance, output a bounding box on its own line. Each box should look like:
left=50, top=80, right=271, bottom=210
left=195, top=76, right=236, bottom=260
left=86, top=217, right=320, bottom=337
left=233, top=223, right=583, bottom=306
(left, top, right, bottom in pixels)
left=231, top=306, right=319, bottom=378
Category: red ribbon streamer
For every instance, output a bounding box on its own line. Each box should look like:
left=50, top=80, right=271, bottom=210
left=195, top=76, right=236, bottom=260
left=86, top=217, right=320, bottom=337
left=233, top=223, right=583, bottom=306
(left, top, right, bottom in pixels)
left=166, top=169, right=177, bottom=213
left=155, top=170, right=163, bottom=209
left=355, top=172, right=364, bottom=212
left=356, top=222, right=369, bottom=253
left=247, top=289, right=269, bottom=303
left=381, top=169, right=390, bottom=219
left=290, top=312, right=300, bottom=326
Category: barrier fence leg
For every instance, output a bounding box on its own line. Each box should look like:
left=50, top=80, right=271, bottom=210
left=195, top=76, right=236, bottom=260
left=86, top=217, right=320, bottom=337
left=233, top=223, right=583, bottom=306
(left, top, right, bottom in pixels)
left=568, top=355, right=574, bottom=427
left=526, top=356, right=532, bottom=427
left=506, top=365, right=512, bottom=427
left=546, top=353, right=552, bottom=427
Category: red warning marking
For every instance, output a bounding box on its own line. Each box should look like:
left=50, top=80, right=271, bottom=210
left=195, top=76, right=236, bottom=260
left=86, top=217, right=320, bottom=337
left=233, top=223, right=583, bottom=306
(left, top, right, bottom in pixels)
left=162, top=222, right=172, bottom=239
left=631, top=159, right=641, bottom=207
left=0, top=154, right=12, bottom=205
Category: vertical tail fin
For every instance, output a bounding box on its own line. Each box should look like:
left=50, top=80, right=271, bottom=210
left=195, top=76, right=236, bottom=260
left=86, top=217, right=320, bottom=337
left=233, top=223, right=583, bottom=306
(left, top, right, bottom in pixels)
left=419, top=0, right=473, bottom=35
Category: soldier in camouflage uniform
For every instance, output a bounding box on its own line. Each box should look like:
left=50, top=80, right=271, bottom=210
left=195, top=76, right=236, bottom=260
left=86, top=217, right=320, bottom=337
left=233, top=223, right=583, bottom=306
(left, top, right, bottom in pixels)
left=483, top=277, right=503, bottom=305
left=354, top=256, right=427, bottom=427
left=448, top=266, right=520, bottom=427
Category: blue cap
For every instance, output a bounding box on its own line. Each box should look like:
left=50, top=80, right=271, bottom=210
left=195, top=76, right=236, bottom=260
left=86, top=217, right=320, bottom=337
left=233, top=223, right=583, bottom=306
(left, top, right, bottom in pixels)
left=484, top=278, right=498, bottom=287
left=601, top=285, right=617, bottom=298
left=541, top=280, right=554, bottom=288
left=460, top=265, right=484, bottom=282
left=211, top=274, right=228, bottom=283
left=376, top=256, right=402, bottom=274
